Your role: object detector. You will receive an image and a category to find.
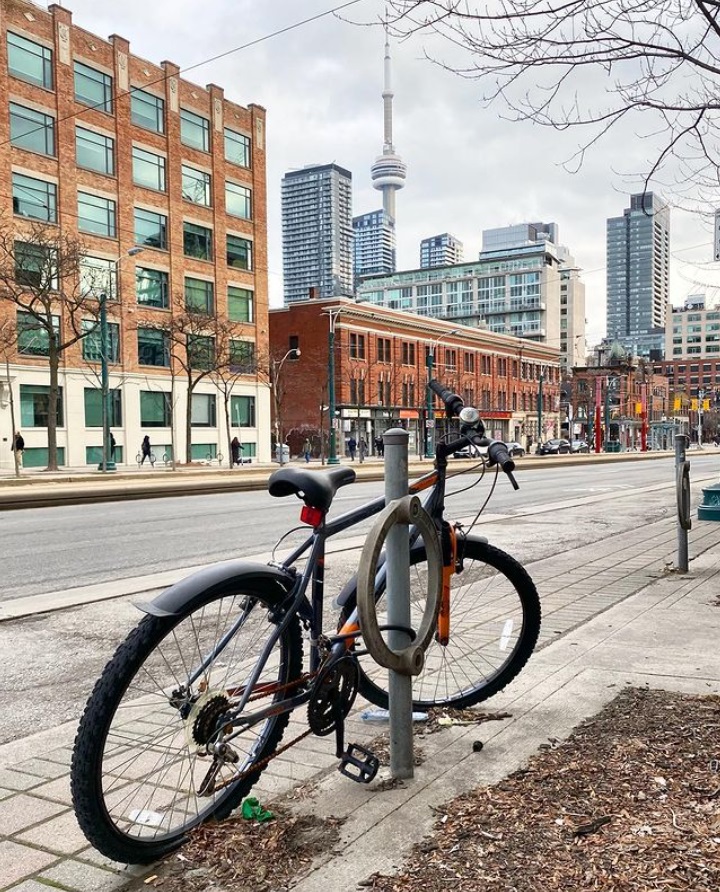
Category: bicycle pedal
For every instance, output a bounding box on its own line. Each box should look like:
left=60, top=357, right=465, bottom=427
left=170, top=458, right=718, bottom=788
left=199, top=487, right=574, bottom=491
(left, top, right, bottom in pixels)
left=338, top=742, right=380, bottom=784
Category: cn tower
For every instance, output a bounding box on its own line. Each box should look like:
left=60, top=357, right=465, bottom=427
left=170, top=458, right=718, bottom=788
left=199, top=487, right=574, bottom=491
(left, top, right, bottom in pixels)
left=370, top=34, right=407, bottom=220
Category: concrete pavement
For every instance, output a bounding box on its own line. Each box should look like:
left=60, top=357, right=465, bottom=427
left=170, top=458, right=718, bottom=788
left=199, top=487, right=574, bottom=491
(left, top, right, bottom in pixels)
left=1, top=484, right=719, bottom=890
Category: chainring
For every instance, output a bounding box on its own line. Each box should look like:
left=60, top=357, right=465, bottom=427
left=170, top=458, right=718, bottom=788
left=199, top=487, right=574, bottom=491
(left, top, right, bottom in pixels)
left=307, top=657, right=360, bottom=736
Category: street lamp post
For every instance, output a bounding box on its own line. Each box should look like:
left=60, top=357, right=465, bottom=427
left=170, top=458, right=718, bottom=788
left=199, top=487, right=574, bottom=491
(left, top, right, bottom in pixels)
left=272, top=348, right=301, bottom=465
left=425, top=329, right=461, bottom=458
left=99, top=247, right=143, bottom=472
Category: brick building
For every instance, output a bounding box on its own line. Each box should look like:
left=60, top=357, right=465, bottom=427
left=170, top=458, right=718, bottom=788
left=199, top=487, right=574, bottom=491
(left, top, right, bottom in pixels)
left=269, top=298, right=562, bottom=458
left=0, top=0, right=269, bottom=467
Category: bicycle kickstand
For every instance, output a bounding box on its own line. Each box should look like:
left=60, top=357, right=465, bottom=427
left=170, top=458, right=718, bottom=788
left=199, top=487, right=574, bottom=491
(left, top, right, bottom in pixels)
left=334, top=701, right=379, bottom=784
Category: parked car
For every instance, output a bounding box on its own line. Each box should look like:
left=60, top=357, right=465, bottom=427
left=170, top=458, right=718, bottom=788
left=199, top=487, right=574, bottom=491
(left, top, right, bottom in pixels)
left=570, top=439, right=590, bottom=453
left=504, top=441, right=526, bottom=457
left=452, top=443, right=488, bottom=459
left=537, top=438, right=571, bottom=455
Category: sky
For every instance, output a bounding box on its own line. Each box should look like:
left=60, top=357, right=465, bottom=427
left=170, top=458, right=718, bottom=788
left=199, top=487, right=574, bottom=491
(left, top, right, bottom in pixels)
left=58, top=0, right=720, bottom=347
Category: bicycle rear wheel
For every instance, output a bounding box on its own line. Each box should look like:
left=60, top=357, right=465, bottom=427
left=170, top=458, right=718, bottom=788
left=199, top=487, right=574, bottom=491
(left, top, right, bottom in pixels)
left=343, top=537, right=540, bottom=710
left=71, top=585, right=302, bottom=864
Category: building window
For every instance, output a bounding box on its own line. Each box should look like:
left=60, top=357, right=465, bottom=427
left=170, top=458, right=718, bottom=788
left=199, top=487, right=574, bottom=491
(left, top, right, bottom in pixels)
left=181, top=165, right=211, bottom=205
left=137, top=327, right=169, bottom=366
left=84, top=387, right=122, bottom=427
left=228, top=286, right=253, bottom=323
left=185, top=277, right=214, bottom=313
left=464, top=352, right=475, bottom=373
left=188, top=335, right=215, bottom=370
left=134, top=207, right=167, bottom=250
left=445, top=348, right=457, bottom=370
left=140, top=390, right=171, bottom=426
left=377, top=337, right=391, bottom=363
left=183, top=222, right=213, bottom=261
left=81, top=318, right=119, bottom=363
left=15, top=242, right=56, bottom=290
left=402, top=342, right=416, bottom=365
left=10, top=103, right=55, bottom=155
left=74, top=61, right=113, bottom=113
left=17, top=311, right=59, bottom=356
left=7, top=31, right=53, bottom=88
left=225, top=181, right=251, bottom=219
left=20, top=384, right=63, bottom=428
left=136, top=267, right=169, bottom=308
left=78, top=192, right=116, bottom=238
left=224, top=129, right=251, bottom=167
left=132, top=147, right=166, bottom=192
left=350, top=333, right=366, bottom=360
left=227, top=234, right=252, bottom=270
left=131, top=88, right=165, bottom=133
left=12, top=173, right=56, bottom=222
left=191, top=393, right=216, bottom=426
left=231, top=395, right=255, bottom=427
left=180, top=108, right=210, bottom=151
left=350, top=378, right=366, bottom=405
left=76, top=126, right=114, bottom=175
left=230, top=339, right=255, bottom=372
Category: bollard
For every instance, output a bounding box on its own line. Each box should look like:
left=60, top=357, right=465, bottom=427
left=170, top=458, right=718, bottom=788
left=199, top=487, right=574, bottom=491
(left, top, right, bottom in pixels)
left=383, top=428, right=414, bottom=779
left=675, top=434, right=690, bottom=572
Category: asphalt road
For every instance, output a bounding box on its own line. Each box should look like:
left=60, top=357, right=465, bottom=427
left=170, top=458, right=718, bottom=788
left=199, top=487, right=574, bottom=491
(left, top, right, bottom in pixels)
left=1, top=452, right=718, bottom=603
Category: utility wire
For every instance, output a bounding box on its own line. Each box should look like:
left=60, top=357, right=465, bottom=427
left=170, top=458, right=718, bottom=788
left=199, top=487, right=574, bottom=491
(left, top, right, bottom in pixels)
left=1, top=0, right=367, bottom=149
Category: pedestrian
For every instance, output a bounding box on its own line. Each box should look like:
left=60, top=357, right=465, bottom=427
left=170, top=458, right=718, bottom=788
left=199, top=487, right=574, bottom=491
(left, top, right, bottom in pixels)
left=302, top=438, right=312, bottom=463
left=374, top=435, right=384, bottom=458
left=109, top=432, right=116, bottom=461
left=140, top=435, right=152, bottom=465
left=348, top=436, right=357, bottom=461
left=359, top=438, right=368, bottom=463
left=12, top=430, right=24, bottom=468
left=231, top=436, right=241, bottom=467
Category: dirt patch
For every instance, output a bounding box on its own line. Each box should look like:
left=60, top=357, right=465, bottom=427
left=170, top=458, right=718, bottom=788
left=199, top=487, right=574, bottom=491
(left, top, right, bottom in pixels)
left=364, top=688, right=720, bottom=891
left=143, top=806, right=343, bottom=892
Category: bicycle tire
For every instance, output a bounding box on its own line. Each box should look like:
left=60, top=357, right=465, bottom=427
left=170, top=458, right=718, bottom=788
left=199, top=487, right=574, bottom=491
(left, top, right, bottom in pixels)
left=342, top=538, right=541, bottom=710
left=71, top=585, right=302, bottom=864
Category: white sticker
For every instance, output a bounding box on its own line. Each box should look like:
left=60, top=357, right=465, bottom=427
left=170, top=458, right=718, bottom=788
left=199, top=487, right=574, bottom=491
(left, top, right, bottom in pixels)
left=499, top=620, right=514, bottom=651
left=129, top=809, right=165, bottom=827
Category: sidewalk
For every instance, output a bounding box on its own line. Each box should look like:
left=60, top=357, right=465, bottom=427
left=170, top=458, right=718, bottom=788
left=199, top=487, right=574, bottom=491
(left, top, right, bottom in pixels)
left=1, top=502, right=719, bottom=890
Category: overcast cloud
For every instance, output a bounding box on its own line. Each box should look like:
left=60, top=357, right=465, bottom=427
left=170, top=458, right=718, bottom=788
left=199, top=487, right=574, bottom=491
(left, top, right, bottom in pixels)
left=61, top=0, right=720, bottom=346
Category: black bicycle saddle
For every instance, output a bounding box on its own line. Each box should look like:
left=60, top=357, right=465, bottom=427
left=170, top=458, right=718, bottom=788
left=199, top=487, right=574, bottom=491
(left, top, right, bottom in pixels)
left=267, top=466, right=356, bottom=512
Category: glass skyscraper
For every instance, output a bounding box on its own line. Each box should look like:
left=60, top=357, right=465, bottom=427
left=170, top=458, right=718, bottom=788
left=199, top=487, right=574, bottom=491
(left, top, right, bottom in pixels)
left=606, top=192, right=670, bottom=358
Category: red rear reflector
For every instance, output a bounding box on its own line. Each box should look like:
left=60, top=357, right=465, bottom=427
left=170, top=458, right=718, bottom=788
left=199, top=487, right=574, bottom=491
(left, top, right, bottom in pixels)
left=300, top=505, right=324, bottom=527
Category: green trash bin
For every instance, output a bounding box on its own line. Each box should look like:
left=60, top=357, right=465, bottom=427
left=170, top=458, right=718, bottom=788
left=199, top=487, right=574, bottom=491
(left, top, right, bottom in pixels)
left=604, top=441, right=621, bottom=453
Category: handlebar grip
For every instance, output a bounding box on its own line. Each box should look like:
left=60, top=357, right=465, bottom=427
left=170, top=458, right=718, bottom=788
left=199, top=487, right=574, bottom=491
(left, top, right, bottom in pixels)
left=429, top=380, right=464, bottom=417
left=487, top=441, right=515, bottom=475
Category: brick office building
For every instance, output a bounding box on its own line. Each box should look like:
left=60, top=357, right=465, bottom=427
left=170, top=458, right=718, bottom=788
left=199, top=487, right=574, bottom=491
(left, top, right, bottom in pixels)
left=269, top=298, right=562, bottom=458
left=0, top=0, right=269, bottom=467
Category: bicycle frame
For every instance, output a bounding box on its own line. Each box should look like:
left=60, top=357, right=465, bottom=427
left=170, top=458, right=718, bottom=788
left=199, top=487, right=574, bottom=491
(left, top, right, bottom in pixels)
left=213, top=465, right=446, bottom=742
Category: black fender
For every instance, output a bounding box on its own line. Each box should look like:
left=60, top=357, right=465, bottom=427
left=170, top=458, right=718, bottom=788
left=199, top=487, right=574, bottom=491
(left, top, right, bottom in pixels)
left=334, top=534, right=488, bottom=610
left=138, top=560, right=296, bottom=618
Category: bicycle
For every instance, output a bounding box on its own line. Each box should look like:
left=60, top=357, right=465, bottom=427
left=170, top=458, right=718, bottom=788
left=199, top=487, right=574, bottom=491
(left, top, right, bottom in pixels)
left=71, top=380, right=541, bottom=864
left=206, top=452, right=224, bottom=465
left=136, top=451, right=156, bottom=468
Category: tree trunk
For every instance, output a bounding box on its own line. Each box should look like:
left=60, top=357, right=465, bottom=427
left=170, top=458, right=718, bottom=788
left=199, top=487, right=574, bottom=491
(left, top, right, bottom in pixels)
left=6, top=357, right=20, bottom=478
left=46, top=341, right=59, bottom=471
left=185, top=376, right=193, bottom=464
left=223, top=391, right=232, bottom=468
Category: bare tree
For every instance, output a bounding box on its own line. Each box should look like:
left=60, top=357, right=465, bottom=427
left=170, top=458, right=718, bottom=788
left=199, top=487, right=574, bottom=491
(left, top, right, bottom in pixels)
left=0, top=220, right=94, bottom=470
left=384, top=1, right=720, bottom=202
left=211, top=324, right=260, bottom=468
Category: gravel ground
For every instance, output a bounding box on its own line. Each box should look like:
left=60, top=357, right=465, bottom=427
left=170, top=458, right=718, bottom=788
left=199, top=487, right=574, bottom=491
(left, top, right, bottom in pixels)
left=140, top=689, right=720, bottom=892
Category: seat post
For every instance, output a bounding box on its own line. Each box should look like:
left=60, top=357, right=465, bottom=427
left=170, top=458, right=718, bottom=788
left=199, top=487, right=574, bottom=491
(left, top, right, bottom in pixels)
left=310, top=533, right=326, bottom=672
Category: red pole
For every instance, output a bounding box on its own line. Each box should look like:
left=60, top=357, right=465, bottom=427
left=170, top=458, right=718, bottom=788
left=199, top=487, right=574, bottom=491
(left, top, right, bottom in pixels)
left=594, top=377, right=603, bottom=453
left=640, top=383, right=648, bottom=452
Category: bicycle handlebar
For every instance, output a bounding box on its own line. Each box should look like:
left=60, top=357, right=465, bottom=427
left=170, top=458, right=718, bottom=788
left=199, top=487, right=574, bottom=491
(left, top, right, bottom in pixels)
left=430, top=378, right=519, bottom=490
left=429, top=379, right=464, bottom=417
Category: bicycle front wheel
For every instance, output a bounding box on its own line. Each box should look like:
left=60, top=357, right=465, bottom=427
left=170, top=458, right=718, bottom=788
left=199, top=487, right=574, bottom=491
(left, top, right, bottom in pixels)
left=344, top=538, right=541, bottom=710
left=71, top=585, right=302, bottom=864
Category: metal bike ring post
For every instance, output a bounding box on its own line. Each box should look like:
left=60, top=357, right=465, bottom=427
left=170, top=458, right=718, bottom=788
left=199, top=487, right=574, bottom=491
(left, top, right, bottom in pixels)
left=356, top=495, right=442, bottom=676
